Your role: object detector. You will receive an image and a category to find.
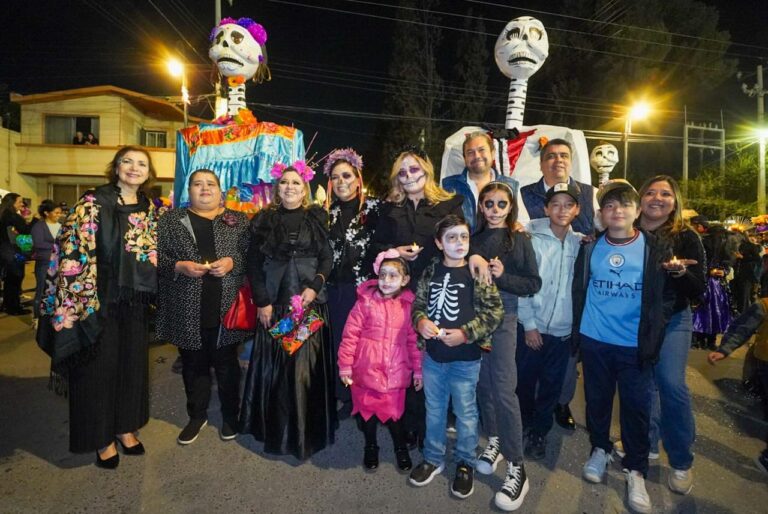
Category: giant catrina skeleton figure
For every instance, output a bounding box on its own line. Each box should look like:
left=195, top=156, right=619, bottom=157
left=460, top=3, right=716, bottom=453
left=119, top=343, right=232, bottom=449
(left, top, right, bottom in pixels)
left=440, top=15, right=591, bottom=199
left=209, top=17, right=271, bottom=117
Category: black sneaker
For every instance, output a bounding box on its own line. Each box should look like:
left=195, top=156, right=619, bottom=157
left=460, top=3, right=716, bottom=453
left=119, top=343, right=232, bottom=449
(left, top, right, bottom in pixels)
left=524, top=433, right=546, bottom=461
left=495, top=461, right=530, bottom=511
left=451, top=462, right=474, bottom=499
left=476, top=436, right=503, bottom=475
left=554, top=403, right=576, bottom=430
left=395, top=446, right=412, bottom=472
left=177, top=419, right=207, bottom=445
left=219, top=421, right=237, bottom=441
left=409, top=461, right=444, bottom=487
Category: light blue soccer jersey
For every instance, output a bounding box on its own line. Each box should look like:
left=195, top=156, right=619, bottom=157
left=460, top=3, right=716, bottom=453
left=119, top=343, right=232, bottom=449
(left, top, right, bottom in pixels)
left=580, top=232, right=645, bottom=346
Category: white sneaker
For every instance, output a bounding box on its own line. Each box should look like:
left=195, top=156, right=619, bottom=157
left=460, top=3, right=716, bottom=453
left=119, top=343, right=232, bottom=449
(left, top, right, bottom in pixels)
left=583, top=447, right=613, bottom=483
left=476, top=436, right=503, bottom=475
left=614, top=440, right=659, bottom=460
left=668, top=468, right=693, bottom=495
left=625, top=469, right=652, bottom=514
left=495, top=461, right=529, bottom=511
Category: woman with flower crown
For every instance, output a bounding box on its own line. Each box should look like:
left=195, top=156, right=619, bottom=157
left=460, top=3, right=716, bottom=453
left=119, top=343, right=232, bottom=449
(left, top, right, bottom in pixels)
left=323, top=148, right=380, bottom=417
left=239, top=161, right=337, bottom=460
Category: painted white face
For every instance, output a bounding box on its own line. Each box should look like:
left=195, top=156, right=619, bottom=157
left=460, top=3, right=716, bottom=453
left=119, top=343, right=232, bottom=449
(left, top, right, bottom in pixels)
left=479, top=190, right=512, bottom=229
left=437, top=225, right=470, bottom=262
left=209, top=24, right=263, bottom=79
left=377, top=263, right=409, bottom=297
left=495, top=16, right=549, bottom=80
left=330, top=161, right=360, bottom=202
left=397, top=156, right=427, bottom=196
left=590, top=144, right=620, bottom=174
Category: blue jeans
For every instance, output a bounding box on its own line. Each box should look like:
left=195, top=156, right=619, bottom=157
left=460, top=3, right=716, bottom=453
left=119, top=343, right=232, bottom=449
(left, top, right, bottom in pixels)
left=422, top=353, right=481, bottom=467
left=581, top=335, right=652, bottom=476
left=650, top=309, right=695, bottom=470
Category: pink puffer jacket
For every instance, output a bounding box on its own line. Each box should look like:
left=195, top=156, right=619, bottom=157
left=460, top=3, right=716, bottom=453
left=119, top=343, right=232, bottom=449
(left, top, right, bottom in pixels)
left=338, top=279, right=422, bottom=392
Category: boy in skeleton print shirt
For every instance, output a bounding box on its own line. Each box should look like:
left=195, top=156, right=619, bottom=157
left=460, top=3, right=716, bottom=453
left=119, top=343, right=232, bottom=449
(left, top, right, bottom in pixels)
left=409, top=214, right=504, bottom=499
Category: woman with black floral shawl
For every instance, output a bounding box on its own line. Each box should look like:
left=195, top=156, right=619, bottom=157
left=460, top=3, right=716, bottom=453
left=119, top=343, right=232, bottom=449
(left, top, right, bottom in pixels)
left=37, top=146, right=160, bottom=469
left=323, top=148, right=380, bottom=413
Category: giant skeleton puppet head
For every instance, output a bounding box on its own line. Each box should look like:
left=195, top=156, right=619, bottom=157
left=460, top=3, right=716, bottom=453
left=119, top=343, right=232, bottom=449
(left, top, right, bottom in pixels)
left=209, top=17, right=271, bottom=117
left=590, top=143, right=619, bottom=185
left=495, top=16, right=549, bottom=129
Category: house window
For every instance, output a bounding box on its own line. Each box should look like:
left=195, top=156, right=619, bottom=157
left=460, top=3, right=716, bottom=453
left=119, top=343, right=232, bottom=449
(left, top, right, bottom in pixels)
left=45, top=116, right=99, bottom=144
left=141, top=129, right=167, bottom=148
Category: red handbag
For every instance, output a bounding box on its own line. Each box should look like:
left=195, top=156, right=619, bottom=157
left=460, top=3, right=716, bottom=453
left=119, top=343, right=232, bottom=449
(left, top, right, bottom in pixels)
left=222, top=278, right=257, bottom=331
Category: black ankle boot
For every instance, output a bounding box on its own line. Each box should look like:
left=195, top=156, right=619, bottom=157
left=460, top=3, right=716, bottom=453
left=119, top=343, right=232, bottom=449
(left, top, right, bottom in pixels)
left=395, top=446, right=412, bottom=472
left=364, top=445, right=379, bottom=470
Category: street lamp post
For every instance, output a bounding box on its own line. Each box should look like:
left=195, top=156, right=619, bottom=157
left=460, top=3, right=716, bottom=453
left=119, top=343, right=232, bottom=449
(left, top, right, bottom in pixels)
left=623, top=102, right=651, bottom=178
left=167, top=58, right=189, bottom=127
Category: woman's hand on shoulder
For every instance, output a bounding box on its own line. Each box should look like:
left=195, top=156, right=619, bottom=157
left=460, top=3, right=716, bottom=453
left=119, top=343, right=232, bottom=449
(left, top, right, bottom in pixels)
left=175, top=260, right=209, bottom=278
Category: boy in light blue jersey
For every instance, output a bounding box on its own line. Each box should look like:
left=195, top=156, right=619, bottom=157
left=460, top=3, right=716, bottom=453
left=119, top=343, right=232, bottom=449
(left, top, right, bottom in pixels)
left=572, top=180, right=672, bottom=514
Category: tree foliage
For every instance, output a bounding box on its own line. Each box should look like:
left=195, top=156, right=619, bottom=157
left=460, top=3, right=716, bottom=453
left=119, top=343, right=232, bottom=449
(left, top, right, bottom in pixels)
left=686, top=148, right=761, bottom=219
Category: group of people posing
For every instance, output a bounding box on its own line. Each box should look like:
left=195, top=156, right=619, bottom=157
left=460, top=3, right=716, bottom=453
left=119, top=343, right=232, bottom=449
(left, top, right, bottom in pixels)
left=37, top=133, right=710, bottom=514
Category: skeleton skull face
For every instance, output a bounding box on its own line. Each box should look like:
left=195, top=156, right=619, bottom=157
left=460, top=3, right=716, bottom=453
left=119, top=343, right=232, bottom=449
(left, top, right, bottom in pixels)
left=495, top=16, right=549, bottom=80
left=209, top=24, right=263, bottom=79
left=590, top=143, right=620, bottom=174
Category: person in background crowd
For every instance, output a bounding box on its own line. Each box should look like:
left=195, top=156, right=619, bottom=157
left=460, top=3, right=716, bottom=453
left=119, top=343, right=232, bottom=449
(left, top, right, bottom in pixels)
left=37, top=146, right=160, bottom=468
left=0, top=193, right=32, bottom=315
left=85, top=132, right=99, bottom=145
left=31, top=199, right=62, bottom=324
left=72, top=131, right=86, bottom=145
left=731, top=231, right=762, bottom=314
left=156, top=169, right=250, bottom=445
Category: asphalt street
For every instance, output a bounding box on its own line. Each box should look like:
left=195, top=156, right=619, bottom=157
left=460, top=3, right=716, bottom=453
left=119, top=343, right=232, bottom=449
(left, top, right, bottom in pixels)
left=1, top=274, right=767, bottom=513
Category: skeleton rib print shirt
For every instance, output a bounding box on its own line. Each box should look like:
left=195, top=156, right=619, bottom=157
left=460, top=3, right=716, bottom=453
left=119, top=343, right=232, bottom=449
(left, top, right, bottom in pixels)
left=425, top=263, right=477, bottom=362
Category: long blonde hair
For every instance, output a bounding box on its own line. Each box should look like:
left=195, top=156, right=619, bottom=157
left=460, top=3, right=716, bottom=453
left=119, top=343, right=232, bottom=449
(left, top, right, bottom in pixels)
left=386, top=151, right=454, bottom=205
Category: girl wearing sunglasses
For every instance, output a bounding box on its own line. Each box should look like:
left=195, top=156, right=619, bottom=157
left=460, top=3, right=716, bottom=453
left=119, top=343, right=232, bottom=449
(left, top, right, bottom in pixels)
left=471, top=181, right=541, bottom=510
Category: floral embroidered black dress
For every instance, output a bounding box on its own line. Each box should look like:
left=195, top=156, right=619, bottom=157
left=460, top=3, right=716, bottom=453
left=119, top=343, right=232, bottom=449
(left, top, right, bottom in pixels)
left=239, top=205, right=337, bottom=460
left=327, top=195, right=380, bottom=404
left=38, top=184, right=159, bottom=453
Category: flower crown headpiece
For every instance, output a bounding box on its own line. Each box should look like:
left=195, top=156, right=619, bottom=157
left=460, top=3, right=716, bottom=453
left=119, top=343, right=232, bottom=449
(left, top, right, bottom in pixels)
left=322, top=148, right=364, bottom=176
left=270, top=160, right=315, bottom=182
left=210, top=17, right=268, bottom=46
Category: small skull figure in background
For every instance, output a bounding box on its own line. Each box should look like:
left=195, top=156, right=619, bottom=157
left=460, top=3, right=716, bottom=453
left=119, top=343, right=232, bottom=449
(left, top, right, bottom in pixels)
left=494, top=16, right=549, bottom=130
left=590, top=143, right=620, bottom=185
left=209, top=17, right=271, bottom=117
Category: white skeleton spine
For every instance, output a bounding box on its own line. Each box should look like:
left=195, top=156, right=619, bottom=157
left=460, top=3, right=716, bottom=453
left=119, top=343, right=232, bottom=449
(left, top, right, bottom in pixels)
left=506, top=78, right=527, bottom=130
left=427, top=273, right=465, bottom=324
left=227, top=84, right=247, bottom=116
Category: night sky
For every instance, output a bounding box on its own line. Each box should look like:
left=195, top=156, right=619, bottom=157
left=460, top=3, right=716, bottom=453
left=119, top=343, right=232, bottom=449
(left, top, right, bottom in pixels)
left=3, top=0, right=767, bottom=169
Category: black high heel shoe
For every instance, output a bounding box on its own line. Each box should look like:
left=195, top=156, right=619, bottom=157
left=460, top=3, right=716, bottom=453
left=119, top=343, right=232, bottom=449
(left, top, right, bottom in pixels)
left=95, top=450, right=119, bottom=469
left=116, top=436, right=145, bottom=455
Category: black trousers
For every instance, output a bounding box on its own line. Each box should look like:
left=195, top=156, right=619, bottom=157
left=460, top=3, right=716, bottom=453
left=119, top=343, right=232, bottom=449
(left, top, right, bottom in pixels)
left=3, top=260, right=25, bottom=312
left=359, top=414, right=406, bottom=449
left=179, top=326, right=241, bottom=425
left=68, top=303, right=149, bottom=453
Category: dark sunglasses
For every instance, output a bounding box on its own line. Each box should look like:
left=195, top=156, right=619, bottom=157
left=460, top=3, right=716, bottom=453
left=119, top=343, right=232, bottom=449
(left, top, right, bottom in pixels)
left=483, top=200, right=509, bottom=209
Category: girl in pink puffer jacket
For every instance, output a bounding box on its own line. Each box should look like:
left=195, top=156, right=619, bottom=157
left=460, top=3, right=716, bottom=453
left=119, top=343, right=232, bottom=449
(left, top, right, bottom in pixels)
left=338, top=249, right=423, bottom=473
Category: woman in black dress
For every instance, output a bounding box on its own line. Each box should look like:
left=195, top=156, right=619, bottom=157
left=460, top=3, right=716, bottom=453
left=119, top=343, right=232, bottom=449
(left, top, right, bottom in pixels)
left=324, top=148, right=380, bottom=413
left=239, top=161, right=337, bottom=460
left=38, top=146, right=159, bottom=468
left=371, top=148, right=464, bottom=448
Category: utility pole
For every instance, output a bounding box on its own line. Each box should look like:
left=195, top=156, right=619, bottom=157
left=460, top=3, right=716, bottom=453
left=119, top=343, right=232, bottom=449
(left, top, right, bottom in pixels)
left=743, top=65, right=766, bottom=213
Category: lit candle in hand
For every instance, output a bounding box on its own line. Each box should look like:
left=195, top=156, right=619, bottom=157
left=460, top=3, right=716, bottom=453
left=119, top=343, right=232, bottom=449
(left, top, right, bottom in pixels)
left=411, top=242, right=419, bottom=253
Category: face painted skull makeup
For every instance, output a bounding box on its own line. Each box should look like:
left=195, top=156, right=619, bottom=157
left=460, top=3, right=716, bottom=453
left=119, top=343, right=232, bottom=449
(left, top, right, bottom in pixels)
left=590, top=143, right=620, bottom=185
left=209, top=24, right=264, bottom=80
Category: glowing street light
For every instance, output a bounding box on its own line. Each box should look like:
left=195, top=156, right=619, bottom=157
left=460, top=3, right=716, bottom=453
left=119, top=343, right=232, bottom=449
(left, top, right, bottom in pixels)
left=167, top=58, right=189, bottom=127
left=623, top=101, right=652, bottom=178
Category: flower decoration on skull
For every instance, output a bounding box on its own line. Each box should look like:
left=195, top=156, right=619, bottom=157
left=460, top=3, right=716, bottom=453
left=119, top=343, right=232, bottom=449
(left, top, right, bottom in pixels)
left=494, top=16, right=549, bottom=80
left=590, top=143, right=619, bottom=174
left=270, top=160, right=315, bottom=182
left=209, top=17, right=269, bottom=82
